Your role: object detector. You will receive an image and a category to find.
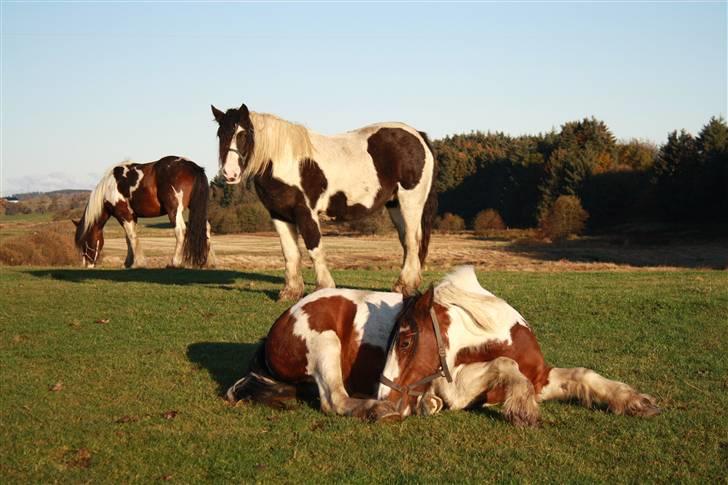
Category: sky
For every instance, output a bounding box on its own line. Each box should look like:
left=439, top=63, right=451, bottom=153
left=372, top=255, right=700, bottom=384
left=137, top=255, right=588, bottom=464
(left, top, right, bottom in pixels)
left=1, top=1, right=726, bottom=196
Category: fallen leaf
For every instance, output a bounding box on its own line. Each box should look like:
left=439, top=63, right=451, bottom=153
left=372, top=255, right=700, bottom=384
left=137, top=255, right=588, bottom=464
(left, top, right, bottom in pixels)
left=161, top=475, right=173, bottom=481
left=49, top=382, right=63, bottom=392
left=95, top=318, right=110, bottom=324
left=162, top=410, right=178, bottom=420
left=66, top=448, right=92, bottom=468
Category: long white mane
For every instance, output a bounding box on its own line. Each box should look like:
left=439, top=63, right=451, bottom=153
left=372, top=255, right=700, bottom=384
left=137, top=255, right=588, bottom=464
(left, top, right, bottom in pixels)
left=245, top=112, right=314, bottom=178
left=433, top=266, right=527, bottom=332
left=80, top=162, right=129, bottom=235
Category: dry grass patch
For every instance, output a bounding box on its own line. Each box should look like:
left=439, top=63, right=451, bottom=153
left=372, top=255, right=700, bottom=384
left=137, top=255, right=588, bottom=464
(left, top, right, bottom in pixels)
left=0, top=221, right=79, bottom=266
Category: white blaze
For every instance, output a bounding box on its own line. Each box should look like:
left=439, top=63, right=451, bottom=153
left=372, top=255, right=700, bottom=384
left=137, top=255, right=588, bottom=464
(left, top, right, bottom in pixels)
left=222, top=126, right=244, bottom=183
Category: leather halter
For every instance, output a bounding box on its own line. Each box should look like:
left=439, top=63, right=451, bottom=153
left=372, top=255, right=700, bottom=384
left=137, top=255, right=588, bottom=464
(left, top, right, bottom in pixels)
left=379, top=307, right=453, bottom=412
left=83, top=240, right=100, bottom=264
left=226, top=147, right=245, bottom=159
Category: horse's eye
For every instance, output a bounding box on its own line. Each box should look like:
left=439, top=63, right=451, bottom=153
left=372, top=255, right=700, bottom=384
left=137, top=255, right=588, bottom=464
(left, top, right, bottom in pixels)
left=399, top=338, right=412, bottom=351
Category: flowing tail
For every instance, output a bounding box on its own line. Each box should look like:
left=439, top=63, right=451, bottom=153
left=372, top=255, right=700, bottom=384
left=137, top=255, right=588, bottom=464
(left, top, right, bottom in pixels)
left=226, top=341, right=300, bottom=409
left=418, top=131, right=438, bottom=265
left=183, top=167, right=210, bottom=267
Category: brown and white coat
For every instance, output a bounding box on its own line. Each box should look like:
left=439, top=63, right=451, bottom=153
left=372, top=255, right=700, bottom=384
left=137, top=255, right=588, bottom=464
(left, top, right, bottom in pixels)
left=228, top=266, right=660, bottom=424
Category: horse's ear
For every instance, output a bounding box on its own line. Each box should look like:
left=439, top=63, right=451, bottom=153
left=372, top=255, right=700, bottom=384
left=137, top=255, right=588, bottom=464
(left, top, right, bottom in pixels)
left=211, top=105, right=224, bottom=123
left=71, top=219, right=80, bottom=227
left=238, top=103, right=249, bottom=120
left=420, top=284, right=436, bottom=309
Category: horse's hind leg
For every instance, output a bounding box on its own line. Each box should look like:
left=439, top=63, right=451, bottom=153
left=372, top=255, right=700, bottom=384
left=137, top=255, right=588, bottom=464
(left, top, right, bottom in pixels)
left=436, top=357, right=540, bottom=426
left=167, top=187, right=186, bottom=268
left=273, top=219, right=305, bottom=301
left=392, top=192, right=424, bottom=296
left=539, top=367, right=660, bottom=417
left=386, top=202, right=406, bottom=266
left=311, top=333, right=399, bottom=421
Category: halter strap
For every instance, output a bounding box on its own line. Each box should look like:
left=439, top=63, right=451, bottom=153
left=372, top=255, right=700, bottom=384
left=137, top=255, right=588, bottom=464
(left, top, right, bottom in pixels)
left=226, top=147, right=245, bottom=158
left=378, top=306, right=453, bottom=411
left=83, top=240, right=100, bottom=264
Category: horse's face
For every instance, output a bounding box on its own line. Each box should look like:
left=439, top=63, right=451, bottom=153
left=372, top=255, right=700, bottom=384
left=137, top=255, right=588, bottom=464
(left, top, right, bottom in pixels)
left=211, top=102, right=254, bottom=184
left=379, top=287, right=445, bottom=416
left=73, top=218, right=104, bottom=268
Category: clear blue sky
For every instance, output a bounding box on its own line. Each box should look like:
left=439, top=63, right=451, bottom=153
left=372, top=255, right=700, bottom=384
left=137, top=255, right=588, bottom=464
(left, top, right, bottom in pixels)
left=1, top=1, right=726, bottom=195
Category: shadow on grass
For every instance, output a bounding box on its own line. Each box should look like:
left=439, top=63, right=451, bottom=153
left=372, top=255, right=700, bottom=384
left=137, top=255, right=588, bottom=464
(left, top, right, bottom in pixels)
left=25, top=268, right=284, bottom=286
left=503, top=237, right=728, bottom=269
left=187, top=341, right=261, bottom=397
left=187, top=341, right=319, bottom=407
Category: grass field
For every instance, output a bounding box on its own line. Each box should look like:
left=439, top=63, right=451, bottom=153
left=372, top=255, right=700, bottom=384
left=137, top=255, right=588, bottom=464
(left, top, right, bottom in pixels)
left=1, top=267, right=726, bottom=483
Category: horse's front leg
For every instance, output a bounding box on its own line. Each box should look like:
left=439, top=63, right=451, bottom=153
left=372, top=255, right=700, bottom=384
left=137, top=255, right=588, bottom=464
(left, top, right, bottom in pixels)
left=121, top=219, right=146, bottom=268
left=272, top=218, right=304, bottom=301
left=434, top=358, right=541, bottom=427
left=296, top=208, right=335, bottom=291
left=312, top=333, right=400, bottom=422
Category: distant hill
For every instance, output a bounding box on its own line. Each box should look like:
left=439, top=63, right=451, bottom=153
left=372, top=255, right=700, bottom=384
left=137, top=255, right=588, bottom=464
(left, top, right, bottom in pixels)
left=12, top=189, right=91, bottom=200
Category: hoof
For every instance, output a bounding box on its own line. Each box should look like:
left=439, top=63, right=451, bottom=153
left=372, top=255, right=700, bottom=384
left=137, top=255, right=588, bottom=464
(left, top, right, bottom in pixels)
left=366, top=401, right=401, bottom=423
left=622, top=394, right=661, bottom=418
left=278, top=287, right=304, bottom=302
left=392, top=281, right=417, bottom=297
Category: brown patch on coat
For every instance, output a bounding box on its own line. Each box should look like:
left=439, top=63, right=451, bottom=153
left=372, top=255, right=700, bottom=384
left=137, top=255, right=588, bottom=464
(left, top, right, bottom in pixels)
left=265, top=309, right=309, bottom=382
left=113, top=165, right=141, bottom=198
left=254, top=165, right=322, bottom=250
left=302, top=296, right=388, bottom=397
left=454, top=323, right=551, bottom=405
left=299, top=158, right=328, bottom=208
left=367, top=127, right=426, bottom=190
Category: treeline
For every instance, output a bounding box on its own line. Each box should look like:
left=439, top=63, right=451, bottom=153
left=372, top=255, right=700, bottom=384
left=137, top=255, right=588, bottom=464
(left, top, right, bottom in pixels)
left=434, top=116, right=728, bottom=231
left=206, top=116, right=727, bottom=236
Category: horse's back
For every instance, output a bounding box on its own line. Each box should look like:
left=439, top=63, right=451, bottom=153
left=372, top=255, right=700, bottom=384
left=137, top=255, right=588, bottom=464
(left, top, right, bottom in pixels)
left=265, top=288, right=404, bottom=393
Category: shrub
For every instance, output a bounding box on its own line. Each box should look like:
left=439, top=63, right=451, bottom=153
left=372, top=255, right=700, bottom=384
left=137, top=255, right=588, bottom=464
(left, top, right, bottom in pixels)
left=343, top=208, right=393, bottom=235
left=473, top=209, right=505, bottom=235
left=435, top=212, right=465, bottom=233
left=4, top=203, right=32, bottom=216
left=0, top=222, right=79, bottom=266
left=539, top=195, right=589, bottom=241
left=209, top=202, right=272, bottom=234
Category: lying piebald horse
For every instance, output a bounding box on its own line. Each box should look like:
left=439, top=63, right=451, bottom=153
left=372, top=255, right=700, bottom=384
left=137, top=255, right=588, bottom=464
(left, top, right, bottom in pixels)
left=227, top=266, right=660, bottom=425
left=211, top=103, right=437, bottom=300
left=74, top=156, right=213, bottom=268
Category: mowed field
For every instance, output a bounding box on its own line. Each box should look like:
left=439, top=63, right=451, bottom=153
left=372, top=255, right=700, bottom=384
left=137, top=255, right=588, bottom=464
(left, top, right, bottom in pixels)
left=1, top=256, right=727, bottom=482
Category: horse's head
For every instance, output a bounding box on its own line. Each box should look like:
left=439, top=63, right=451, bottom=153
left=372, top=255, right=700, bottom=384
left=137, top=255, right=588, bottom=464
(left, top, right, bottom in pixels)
left=72, top=217, right=103, bottom=268
left=211, top=102, right=254, bottom=185
left=378, top=286, right=451, bottom=417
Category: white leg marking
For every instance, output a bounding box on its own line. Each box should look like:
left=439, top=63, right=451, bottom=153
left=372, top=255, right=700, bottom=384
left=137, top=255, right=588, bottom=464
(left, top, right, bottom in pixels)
left=122, top=220, right=145, bottom=268
left=539, top=367, right=660, bottom=417
left=434, top=358, right=540, bottom=426
left=273, top=219, right=304, bottom=300
left=171, top=187, right=186, bottom=267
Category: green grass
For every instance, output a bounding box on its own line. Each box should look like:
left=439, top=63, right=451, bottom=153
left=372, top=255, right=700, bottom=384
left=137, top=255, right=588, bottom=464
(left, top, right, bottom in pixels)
left=1, top=268, right=727, bottom=483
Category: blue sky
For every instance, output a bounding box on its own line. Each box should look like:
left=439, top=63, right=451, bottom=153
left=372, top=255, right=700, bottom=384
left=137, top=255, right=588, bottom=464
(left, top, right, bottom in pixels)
left=1, top=1, right=726, bottom=195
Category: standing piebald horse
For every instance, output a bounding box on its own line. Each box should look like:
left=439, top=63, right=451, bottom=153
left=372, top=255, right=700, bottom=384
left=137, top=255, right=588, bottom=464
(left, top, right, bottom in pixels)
left=73, top=156, right=213, bottom=268
left=211, top=103, right=437, bottom=300
left=227, top=266, right=660, bottom=425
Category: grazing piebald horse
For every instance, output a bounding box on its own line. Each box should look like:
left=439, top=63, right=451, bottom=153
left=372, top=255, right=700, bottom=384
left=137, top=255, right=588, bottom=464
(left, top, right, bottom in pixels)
left=73, top=156, right=213, bottom=268
left=227, top=266, right=660, bottom=425
left=211, top=103, right=437, bottom=300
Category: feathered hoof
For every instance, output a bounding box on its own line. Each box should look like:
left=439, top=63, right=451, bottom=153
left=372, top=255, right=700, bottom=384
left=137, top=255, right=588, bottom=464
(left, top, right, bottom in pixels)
left=620, top=393, right=661, bottom=418
left=225, top=375, right=252, bottom=404
left=278, top=286, right=304, bottom=302
left=503, top=398, right=541, bottom=428
left=359, top=401, right=401, bottom=423
left=392, top=280, right=418, bottom=297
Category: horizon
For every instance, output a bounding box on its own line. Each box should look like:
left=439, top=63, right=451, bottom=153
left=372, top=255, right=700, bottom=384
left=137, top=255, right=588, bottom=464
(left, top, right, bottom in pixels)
left=1, top=2, right=726, bottom=196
